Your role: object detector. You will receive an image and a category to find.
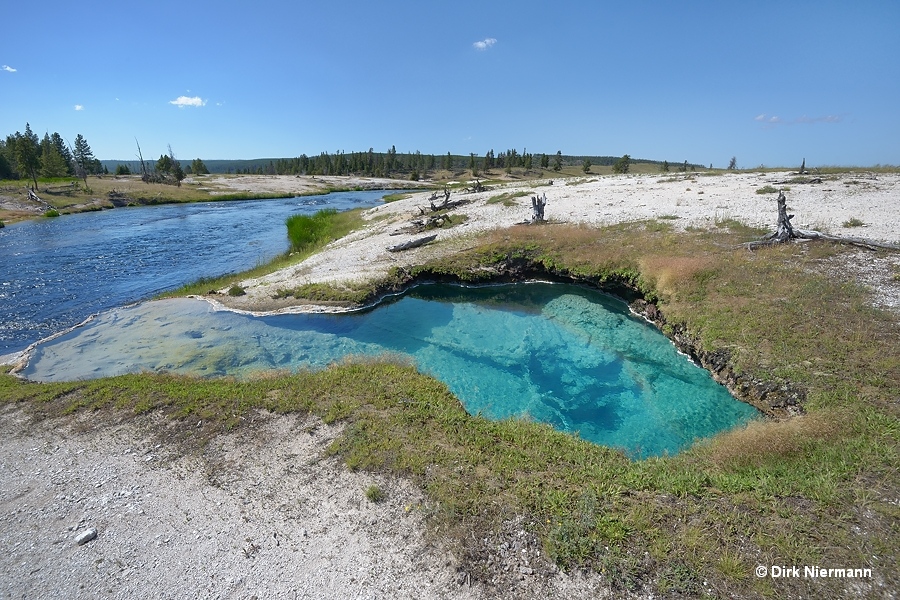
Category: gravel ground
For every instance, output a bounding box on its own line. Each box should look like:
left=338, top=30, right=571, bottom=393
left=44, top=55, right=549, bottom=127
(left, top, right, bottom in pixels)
left=0, top=404, right=611, bottom=599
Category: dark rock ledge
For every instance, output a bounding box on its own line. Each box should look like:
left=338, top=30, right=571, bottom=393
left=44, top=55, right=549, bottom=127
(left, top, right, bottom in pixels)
left=630, top=298, right=806, bottom=418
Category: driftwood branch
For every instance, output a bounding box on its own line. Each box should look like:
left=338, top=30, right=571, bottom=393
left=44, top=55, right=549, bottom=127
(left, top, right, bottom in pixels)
left=420, top=187, right=470, bottom=215
left=462, top=179, right=489, bottom=194
left=746, top=191, right=900, bottom=251
left=387, top=234, right=437, bottom=253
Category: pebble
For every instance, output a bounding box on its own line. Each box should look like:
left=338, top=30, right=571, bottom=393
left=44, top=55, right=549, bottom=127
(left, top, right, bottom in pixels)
left=75, top=528, right=97, bottom=545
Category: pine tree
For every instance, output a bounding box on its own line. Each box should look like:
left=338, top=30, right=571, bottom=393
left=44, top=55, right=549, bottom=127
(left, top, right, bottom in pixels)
left=612, top=154, right=631, bottom=174
left=50, top=133, right=74, bottom=175
left=14, top=124, right=41, bottom=190
left=156, top=154, right=173, bottom=173
left=73, top=134, right=96, bottom=185
left=190, top=158, right=209, bottom=175
left=40, top=133, right=69, bottom=178
left=552, top=151, right=563, bottom=172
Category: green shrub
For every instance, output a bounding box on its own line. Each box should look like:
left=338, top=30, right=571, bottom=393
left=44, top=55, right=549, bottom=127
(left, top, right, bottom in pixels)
left=755, top=185, right=779, bottom=194
left=43, top=209, right=60, bottom=218
left=842, top=217, right=864, bottom=228
left=364, top=484, right=385, bottom=503
left=227, top=285, right=246, bottom=297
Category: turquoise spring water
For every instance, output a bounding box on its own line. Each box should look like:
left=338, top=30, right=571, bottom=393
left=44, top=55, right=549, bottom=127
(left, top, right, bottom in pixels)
left=21, top=282, right=758, bottom=457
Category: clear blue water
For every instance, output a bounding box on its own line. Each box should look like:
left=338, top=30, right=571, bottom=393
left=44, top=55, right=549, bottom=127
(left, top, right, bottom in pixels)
left=20, top=282, right=759, bottom=458
left=0, top=191, right=387, bottom=354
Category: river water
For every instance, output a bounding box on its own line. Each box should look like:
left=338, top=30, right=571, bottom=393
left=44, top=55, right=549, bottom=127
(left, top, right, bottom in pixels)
left=0, top=191, right=387, bottom=355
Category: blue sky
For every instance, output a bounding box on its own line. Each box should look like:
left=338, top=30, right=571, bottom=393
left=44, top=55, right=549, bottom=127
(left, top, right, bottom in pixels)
left=2, top=0, right=897, bottom=167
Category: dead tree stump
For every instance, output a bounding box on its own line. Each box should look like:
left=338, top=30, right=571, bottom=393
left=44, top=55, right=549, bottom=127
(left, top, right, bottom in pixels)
left=531, top=193, right=547, bottom=223
left=746, top=190, right=900, bottom=251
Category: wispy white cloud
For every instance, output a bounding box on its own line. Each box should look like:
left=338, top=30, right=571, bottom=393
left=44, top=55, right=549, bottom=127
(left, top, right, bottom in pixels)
left=74, top=104, right=84, bottom=111
left=2, top=65, right=16, bottom=73
left=169, top=95, right=207, bottom=108
left=755, top=113, right=842, bottom=128
left=796, top=114, right=842, bottom=124
left=473, top=38, right=497, bottom=51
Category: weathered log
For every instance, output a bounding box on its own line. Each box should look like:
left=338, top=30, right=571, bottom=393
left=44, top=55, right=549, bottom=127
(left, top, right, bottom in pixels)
left=746, top=190, right=900, bottom=251
left=387, top=234, right=437, bottom=252
left=429, top=187, right=453, bottom=211
left=463, top=180, right=489, bottom=194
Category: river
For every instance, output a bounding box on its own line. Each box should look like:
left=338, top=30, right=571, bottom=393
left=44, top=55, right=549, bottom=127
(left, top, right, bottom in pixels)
left=0, top=191, right=388, bottom=355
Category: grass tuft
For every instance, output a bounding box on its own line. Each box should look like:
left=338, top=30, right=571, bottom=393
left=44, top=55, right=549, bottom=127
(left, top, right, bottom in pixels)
left=365, top=484, right=386, bottom=503
left=755, top=185, right=779, bottom=195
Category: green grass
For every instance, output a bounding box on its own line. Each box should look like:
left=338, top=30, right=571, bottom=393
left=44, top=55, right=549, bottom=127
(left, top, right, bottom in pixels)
left=487, top=191, right=530, bottom=206
left=382, top=192, right=411, bottom=203
left=755, top=185, right=780, bottom=195
left=5, top=219, right=899, bottom=598
left=842, top=217, right=865, bottom=228
left=286, top=209, right=342, bottom=252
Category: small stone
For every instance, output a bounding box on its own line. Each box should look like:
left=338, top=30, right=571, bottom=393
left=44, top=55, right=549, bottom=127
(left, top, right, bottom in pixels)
left=518, top=566, right=533, bottom=575
left=75, top=528, right=97, bottom=545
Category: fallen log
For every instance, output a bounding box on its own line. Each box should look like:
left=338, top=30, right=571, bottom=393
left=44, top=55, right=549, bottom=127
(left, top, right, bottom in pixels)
left=746, top=191, right=900, bottom=251
left=387, top=234, right=437, bottom=252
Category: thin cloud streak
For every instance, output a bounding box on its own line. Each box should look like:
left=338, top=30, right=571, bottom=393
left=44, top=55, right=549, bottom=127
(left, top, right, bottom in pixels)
left=755, top=113, right=843, bottom=128
left=2, top=65, right=16, bottom=73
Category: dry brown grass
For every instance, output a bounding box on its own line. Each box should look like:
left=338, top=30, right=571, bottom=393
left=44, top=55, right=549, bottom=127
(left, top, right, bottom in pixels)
left=639, top=255, right=717, bottom=298
left=705, top=410, right=846, bottom=468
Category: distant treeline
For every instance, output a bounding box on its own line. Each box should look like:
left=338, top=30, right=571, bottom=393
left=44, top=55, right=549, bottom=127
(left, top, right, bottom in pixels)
left=0, top=121, right=699, bottom=185
left=102, top=147, right=693, bottom=179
